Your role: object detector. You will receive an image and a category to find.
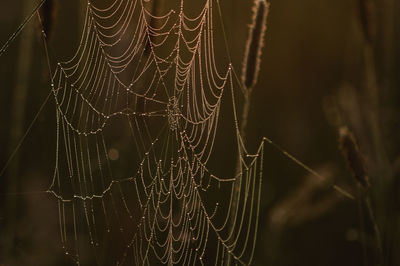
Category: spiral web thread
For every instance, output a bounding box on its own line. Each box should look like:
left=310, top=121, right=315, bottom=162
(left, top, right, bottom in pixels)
left=47, top=0, right=264, bottom=264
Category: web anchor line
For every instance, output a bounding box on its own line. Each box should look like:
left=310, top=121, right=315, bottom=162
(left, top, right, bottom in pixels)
left=261, top=136, right=355, bottom=200
left=0, top=0, right=47, bottom=58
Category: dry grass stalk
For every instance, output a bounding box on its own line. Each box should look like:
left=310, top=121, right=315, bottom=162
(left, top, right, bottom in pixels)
left=339, top=126, right=383, bottom=262
left=269, top=165, right=341, bottom=230
left=6, top=0, right=36, bottom=255
left=241, top=0, right=269, bottom=90
left=39, top=0, right=58, bottom=40
left=358, top=0, right=376, bottom=44
left=232, top=0, right=270, bottom=209
left=339, top=126, right=370, bottom=189
left=227, top=1, right=270, bottom=264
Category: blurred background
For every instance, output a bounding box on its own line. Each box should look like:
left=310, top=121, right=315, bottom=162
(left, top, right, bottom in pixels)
left=0, top=0, right=399, bottom=265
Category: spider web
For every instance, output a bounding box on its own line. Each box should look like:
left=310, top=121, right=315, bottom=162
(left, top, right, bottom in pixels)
left=46, top=0, right=264, bottom=264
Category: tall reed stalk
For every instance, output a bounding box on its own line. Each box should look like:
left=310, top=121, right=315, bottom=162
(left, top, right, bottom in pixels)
left=5, top=0, right=36, bottom=256
left=227, top=0, right=269, bottom=264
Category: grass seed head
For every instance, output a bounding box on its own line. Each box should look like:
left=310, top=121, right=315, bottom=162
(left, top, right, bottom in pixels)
left=241, top=0, right=270, bottom=91
left=339, top=126, right=370, bottom=189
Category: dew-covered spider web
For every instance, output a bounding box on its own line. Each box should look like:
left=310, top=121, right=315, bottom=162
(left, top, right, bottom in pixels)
left=46, top=0, right=265, bottom=264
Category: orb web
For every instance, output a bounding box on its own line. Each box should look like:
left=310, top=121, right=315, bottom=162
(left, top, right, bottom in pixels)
left=46, top=0, right=264, bottom=265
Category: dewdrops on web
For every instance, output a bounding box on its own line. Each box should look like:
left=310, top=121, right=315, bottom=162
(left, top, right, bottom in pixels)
left=167, top=96, right=180, bottom=131
left=45, top=0, right=265, bottom=265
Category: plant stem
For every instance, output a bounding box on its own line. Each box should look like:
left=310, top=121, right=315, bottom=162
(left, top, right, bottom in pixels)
left=5, top=0, right=36, bottom=256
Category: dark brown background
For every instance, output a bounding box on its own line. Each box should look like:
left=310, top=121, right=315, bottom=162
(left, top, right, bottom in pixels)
left=0, top=0, right=399, bottom=265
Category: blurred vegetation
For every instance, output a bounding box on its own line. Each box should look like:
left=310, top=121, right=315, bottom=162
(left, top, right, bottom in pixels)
left=0, top=0, right=399, bottom=265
